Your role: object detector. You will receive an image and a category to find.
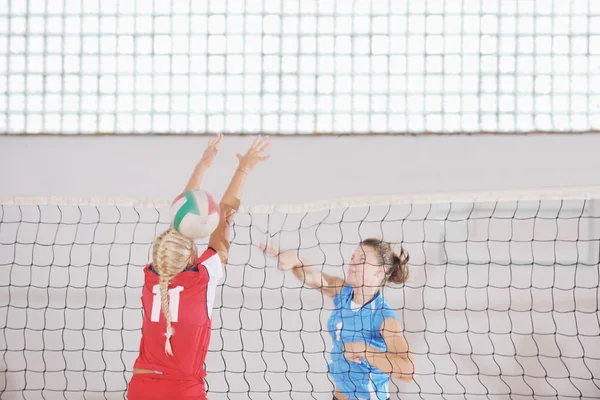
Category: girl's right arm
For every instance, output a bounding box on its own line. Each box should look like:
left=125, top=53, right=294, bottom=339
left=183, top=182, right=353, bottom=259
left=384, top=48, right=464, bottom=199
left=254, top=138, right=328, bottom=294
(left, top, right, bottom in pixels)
left=209, top=135, right=271, bottom=267
left=260, top=241, right=345, bottom=298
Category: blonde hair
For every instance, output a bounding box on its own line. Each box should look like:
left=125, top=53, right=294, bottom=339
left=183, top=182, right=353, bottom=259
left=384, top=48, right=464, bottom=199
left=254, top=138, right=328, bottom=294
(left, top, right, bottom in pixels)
left=152, top=227, right=194, bottom=356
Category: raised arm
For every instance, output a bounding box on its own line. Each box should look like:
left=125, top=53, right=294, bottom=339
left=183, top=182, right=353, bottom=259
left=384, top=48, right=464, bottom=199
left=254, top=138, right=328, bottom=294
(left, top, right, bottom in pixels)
left=209, top=135, right=271, bottom=267
left=184, top=133, right=223, bottom=191
left=260, top=240, right=345, bottom=298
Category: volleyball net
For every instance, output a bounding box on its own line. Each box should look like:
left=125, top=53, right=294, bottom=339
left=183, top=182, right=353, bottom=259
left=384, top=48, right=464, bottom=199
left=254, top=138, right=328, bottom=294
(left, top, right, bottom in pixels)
left=1, top=188, right=600, bottom=399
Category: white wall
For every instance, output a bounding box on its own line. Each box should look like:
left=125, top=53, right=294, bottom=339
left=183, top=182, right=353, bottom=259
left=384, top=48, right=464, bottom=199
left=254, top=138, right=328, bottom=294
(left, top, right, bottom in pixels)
left=1, top=134, right=600, bottom=204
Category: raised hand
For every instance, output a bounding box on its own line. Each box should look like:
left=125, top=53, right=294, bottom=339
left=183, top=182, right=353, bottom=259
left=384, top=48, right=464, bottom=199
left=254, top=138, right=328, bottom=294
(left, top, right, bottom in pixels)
left=259, top=240, right=301, bottom=271
left=184, top=133, right=223, bottom=191
left=199, top=133, right=223, bottom=169
left=236, top=135, right=270, bottom=173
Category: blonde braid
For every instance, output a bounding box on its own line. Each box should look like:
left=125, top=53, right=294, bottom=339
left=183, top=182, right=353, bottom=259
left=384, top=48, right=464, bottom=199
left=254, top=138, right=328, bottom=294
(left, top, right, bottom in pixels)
left=152, top=227, right=194, bottom=356
left=158, top=276, right=174, bottom=355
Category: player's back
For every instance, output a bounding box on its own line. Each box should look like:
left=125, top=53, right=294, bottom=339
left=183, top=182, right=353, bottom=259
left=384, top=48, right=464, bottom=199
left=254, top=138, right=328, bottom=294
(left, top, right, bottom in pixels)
left=133, top=248, right=222, bottom=379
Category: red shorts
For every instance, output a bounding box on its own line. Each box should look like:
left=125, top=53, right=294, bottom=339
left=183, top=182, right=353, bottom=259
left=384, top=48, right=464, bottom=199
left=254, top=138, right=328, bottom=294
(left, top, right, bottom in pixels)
left=127, top=373, right=207, bottom=400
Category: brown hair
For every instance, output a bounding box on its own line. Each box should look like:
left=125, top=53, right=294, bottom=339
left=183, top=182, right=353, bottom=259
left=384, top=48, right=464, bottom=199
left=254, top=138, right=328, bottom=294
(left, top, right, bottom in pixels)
left=151, top=227, right=194, bottom=355
left=360, top=238, right=410, bottom=284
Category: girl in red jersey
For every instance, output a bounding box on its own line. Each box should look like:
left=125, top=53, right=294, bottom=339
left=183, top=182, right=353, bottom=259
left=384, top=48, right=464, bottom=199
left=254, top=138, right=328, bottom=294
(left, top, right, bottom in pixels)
left=127, top=134, right=270, bottom=400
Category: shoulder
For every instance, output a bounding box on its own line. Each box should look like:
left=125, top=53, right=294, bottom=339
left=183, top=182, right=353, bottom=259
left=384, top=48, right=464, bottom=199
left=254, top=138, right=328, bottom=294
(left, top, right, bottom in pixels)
left=140, top=265, right=159, bottom=296
left=143, top=264, right=158, bottom=282
left=196, top=247, right=219, bottom=264
left=333, top=284, right=353, bottom=306
left=195, top=247, right=223, bottom=279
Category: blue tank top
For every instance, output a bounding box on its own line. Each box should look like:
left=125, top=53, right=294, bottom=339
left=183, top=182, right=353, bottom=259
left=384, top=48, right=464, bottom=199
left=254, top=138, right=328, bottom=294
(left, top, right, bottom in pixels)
left=327, top=285, right=398, bottom=399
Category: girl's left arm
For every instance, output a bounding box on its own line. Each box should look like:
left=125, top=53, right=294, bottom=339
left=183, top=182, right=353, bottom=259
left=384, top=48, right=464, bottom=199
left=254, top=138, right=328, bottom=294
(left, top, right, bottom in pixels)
left=343, top=317, right=416, bottom=382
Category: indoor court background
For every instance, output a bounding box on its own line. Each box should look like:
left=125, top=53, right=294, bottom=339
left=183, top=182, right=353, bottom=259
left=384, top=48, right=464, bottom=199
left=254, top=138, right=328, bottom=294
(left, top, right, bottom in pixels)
left=1, top=1, right=600, bottom=399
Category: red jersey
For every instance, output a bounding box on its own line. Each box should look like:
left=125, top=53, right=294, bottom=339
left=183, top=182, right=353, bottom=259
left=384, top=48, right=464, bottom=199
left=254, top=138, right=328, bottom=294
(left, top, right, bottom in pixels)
left=130, top=247, right=222, bottom=396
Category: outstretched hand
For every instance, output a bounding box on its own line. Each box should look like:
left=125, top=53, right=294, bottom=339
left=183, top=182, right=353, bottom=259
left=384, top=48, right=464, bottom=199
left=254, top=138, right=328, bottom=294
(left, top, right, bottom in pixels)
left=236, top=135, right=270, bottom=173
left=259, top=239, right=301, bottom=271
left=199, top=133, right=223, bottom=168
left=184, top=133, right=223, bottom=191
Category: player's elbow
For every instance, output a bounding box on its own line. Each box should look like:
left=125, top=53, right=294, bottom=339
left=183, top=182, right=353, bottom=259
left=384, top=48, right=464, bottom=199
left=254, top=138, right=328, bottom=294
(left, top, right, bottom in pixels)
left=391, top=358, right=415, bottom=382
left=208, top=236, right=229, bottom=265
left=392, top=369, right=415, bottom=382
left=217, top=250, right=229, bottom=267
left=396, top=373, right=415, bottom=383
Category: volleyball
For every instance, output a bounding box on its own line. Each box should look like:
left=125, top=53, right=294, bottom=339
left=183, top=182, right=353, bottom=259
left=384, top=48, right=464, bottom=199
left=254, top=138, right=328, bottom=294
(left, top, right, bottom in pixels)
left=170, top=189, right=220, bottom=240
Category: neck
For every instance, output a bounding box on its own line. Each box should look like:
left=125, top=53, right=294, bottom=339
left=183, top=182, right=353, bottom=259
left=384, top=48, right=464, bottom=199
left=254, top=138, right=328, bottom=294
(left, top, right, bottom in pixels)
left=352, top=285, right=380, bottom=305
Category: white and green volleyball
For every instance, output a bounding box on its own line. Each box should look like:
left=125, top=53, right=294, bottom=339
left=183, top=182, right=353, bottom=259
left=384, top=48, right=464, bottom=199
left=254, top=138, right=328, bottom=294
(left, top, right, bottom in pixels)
left=170, top=189, right=220, bottom=240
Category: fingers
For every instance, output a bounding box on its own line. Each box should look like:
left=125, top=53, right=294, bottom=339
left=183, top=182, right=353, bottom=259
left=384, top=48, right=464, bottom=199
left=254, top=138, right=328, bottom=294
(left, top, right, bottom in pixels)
left=256, top=139, right=270, bottom=153
left=343, top=346, right=363, bottom=364
left=241, top=135, right=270, bottom=157
left=267, top=239, right=278, bottom=254
left=249, top=135, right=269, bottom=151
left=259, top=242, right=272, bottom=254
left=344, top=353, right=362, bottom=364
left=250, top=135, right=262, bottom=149
left=236, top=135, right=270, bottom=170
left=259, top=239, right=279, bottom=256
left=258, top=243, right=267, bottom=254
left=208, top=133, right=223, bottom=148
left=255, top=136, right=270, bottom=152
left=344, top=351, right=360, bottom=364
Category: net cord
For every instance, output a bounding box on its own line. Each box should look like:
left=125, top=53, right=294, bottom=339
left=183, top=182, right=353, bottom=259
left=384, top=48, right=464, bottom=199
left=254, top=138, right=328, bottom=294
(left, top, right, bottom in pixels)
left=3, top=185, right=600, bottom=213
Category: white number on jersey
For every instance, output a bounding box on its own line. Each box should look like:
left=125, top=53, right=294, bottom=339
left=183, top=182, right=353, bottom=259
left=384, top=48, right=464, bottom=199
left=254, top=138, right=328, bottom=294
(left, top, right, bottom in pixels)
left=336, top=321, right=343, bottom=341
left=150, top=285, right=184, bottom=322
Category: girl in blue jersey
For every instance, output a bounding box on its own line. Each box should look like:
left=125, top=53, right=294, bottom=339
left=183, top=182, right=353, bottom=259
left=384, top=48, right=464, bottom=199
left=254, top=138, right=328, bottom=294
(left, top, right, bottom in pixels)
left=261, top=238, right=415, bottom=400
